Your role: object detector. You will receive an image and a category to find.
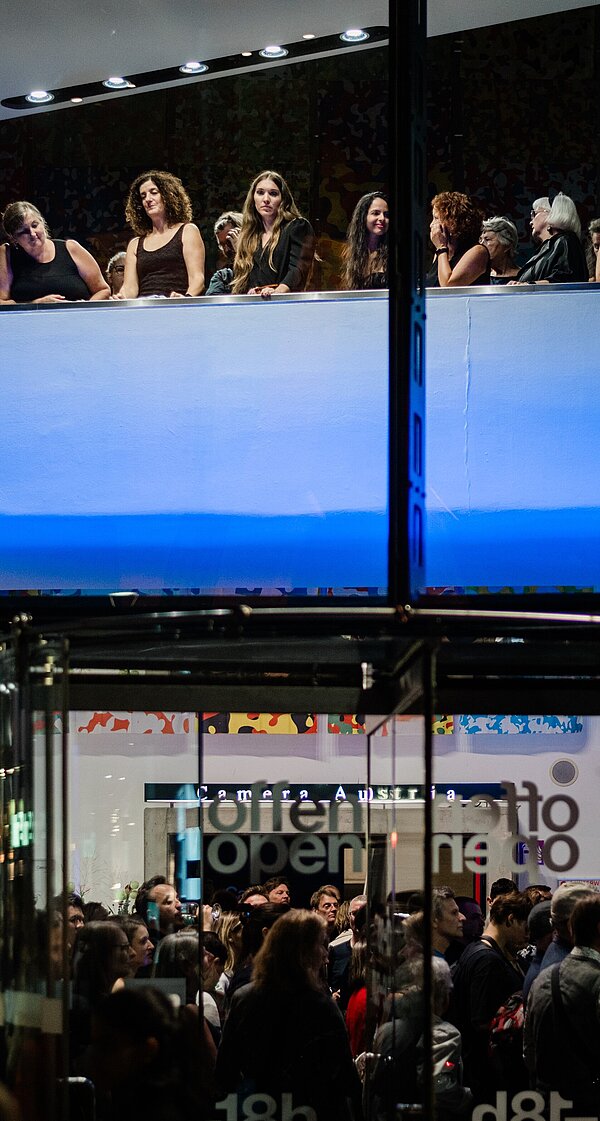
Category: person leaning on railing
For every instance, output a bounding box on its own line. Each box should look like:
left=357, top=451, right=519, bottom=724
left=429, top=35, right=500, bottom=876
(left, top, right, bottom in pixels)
left=0, top=200, right=110, bottom=304
left=479, top=216, right=520, bottom=283
left=116, top=169, right=205, bottom=300
left=510, top=193, right=588, bottom=284
left=427, top=192, right=491, bottom=287
left=231, top=170, right=315, bottom=299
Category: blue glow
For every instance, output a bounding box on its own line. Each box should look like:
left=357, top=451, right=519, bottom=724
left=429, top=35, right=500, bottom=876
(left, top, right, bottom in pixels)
left=0, top=296, right=389, bottom=596
left=424, top=287, right=600, bottom=593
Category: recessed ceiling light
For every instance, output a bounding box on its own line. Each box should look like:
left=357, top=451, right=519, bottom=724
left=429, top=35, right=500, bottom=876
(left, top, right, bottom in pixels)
left=179, top=61, right=208, bottom=75
left=25, top=90, right=54, bottom=104
left=102, top=76, right=135, bottom=90
left=340, top=28, right=370, bottom=43
left=70, top=97, right=83, bottom=104
left=259, top=45, right=288, bottom=59
left=241, top=51, right=252, bottom=57
left=302, top=33, right=316, bottom=40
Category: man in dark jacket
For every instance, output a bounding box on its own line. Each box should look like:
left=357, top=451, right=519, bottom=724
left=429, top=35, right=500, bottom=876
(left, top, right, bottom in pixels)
left=525, top=893, right=600, bottom=1115
left=450, top=891, right=531, bottom=1103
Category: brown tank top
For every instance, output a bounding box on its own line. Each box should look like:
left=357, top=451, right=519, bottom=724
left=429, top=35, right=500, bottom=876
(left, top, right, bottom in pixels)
left=136, top=224, right=188, bottom=296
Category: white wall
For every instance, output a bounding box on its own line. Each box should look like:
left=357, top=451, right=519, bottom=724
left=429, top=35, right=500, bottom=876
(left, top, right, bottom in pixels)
left=66, top=708, right=598, bottom=904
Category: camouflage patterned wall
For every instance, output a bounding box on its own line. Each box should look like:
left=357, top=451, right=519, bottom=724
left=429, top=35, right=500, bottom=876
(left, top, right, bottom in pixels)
left=0, top=48, right=387, bottom=289
left=0, top=5, right=598, bottom=283
left=428, top=5, right=600, bottom=258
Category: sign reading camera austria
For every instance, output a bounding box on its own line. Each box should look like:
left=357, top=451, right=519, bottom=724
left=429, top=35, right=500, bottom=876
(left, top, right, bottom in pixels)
left=163, top=779, right=580, bottom=882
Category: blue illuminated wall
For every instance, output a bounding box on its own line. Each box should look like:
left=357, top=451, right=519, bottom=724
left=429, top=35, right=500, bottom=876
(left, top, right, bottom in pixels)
left=0, top=294, right=388, bottom=596
left=425, top=286, right=600, bottom=593
left=4, top=286, right=598, bottom=602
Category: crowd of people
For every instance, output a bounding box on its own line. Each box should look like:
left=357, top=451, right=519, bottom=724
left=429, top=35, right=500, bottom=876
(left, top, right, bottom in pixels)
left=2, top=170, right=598, bottom=306
left=14, top=873, right=600, bottom=1120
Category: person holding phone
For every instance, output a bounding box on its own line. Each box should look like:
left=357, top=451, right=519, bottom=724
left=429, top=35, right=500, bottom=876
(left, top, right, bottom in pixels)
left=427, top=191, right=490, bottom=287
left=206, top=209, right=243, bottom=295
left=134, top=875, right=184, bottom=946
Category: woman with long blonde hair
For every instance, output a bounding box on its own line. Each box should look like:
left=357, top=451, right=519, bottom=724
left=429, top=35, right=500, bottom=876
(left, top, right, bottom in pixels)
left=232, top=170, right=315, bottom=298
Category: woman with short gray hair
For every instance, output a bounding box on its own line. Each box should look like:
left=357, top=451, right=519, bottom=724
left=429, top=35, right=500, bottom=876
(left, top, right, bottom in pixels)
left=479, top=217, right=520, bottom=283
left=514, top=192, right=587, bottom=284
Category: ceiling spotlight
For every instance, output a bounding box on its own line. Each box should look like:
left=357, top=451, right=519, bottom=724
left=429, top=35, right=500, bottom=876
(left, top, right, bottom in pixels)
left=102, top=76, right=135, bottom=90
left=241, top=51, right=252, bottom=57
left=25, top=90, right=54, bottom=104
left=259, top=45, right=288, bottom=59
left=340, top=28, right=370, bottom=43
left=70, top=97, right=83, bottom=104
left=179, top=61, right=208, bottom=75
left=302, top=33, right=316, bottom=40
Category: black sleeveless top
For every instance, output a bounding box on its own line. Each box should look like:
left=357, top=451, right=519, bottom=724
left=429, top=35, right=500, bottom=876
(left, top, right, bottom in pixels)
left=10, top=240, right=91, bottom=302
left=426, top=241, right=491, bottom=287
left=136, top=224, right=189, bottom=297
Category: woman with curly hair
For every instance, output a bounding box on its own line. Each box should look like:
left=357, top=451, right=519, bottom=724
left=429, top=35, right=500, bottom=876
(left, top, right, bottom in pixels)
left=231, top=170, right=314, bottom=298
left=427, top=191, right=490, bottom=287
left=341, top=191, right=389, bottom=289
left=118, top=170, right=205, bottom=299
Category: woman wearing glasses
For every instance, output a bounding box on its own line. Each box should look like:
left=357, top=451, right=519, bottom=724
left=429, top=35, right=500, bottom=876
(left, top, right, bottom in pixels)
left=514, top=193, right=587, bottom=284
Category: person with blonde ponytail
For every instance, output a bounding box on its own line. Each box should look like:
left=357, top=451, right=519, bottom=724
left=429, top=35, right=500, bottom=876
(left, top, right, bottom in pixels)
left=232, top=170, right=314, bottom=298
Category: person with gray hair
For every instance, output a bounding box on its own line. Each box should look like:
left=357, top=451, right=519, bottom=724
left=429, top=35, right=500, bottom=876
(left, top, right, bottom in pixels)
left=432, top=886, right=465, bottom=956
left=524, top=894, right=600, bottom=1116
left=536, top=881, right=597, bottom=974
left=106, top=249, right=126, bottom=295
left=529, top=196, right=552, bottom=246
left=479, top=217, right=520, bottom=283
left=515, top=192, right=587, bottom=284
left=206, top=209, right=243, bottom=295
left=372, top=956, right=474, bottom=1120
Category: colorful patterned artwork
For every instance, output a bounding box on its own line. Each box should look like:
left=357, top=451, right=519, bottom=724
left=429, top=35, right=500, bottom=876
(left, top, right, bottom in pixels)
left=201, top=713, right=318, bottom=735
left=76, top=712, right=192, bottom=735
left=328, top=715, right=366, bottom=734
left=433, top=715, right=454, bottom=735
left=459, top=715, right=583, bottom=735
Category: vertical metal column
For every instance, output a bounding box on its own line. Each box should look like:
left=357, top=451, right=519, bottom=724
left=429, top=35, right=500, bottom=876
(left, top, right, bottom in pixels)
left=389, top=0, right=427, bottom=608
left=421, top=645, right=436, bottom=1121
left=59, top=639, right=70, bottom=1119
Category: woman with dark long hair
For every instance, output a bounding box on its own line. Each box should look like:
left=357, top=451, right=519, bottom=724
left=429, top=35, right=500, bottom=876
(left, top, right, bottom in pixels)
left=72, top=921, right=132, bottom=1008
left=216, top=910, right=361, bottom=1118
left=70, top=921, right=133, bottom=1064
left=341, top=191, right=389, bottom=289
left=231, top=170, right=314, bottom=297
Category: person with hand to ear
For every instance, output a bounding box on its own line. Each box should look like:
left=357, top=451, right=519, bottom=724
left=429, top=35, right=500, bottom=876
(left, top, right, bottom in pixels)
left=427, top=191, right=490, bottom=287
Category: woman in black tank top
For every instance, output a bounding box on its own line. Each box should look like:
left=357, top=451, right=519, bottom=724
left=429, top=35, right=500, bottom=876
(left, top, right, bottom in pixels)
left=0, top=200, right=110, bottom=304
left=427, top=191, right=490, bottom=288
left=118, top=170, right=205, bottom=299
